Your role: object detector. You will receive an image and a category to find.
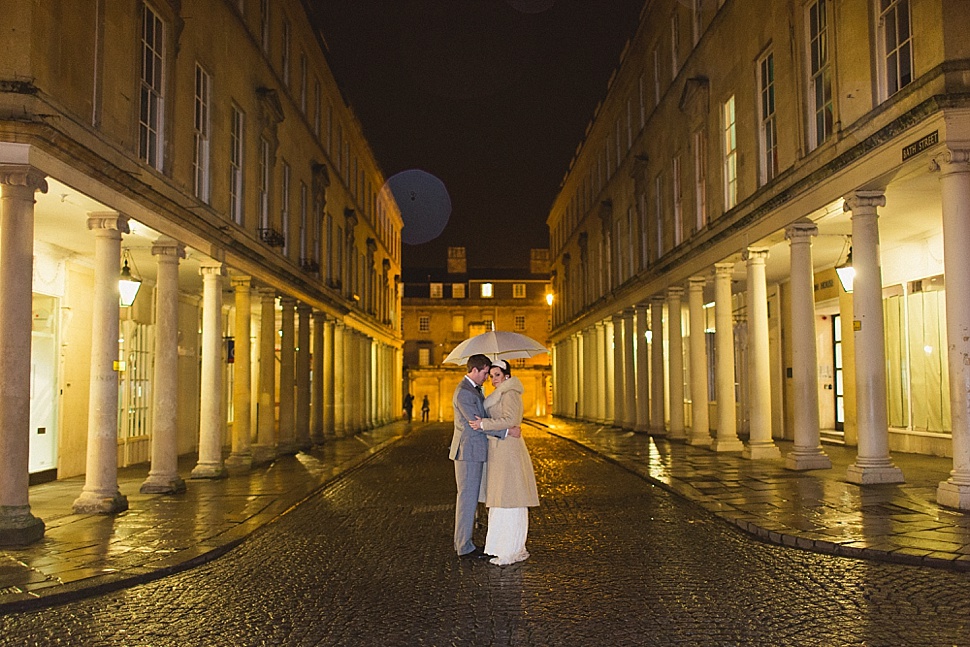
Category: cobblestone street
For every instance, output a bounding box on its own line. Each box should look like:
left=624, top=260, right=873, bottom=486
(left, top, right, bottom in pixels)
left=3, top=424, right=970, bottom=646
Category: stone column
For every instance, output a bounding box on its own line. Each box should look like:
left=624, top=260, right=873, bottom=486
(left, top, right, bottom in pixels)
left=277, top=296, right=297, bottom=454
left=324, top=317, right=336, bottom=437
left=933, top=150, right=970, bottom=507
left=622, top=308, right=636, bottom=430
left=574, top=333, right=585, bottom=419
left=584, top=328, right=597, bottom=421
left=0, top=168, right=47, bottom=544
left=650, top=296, right=666, bottom=435
left=141, top=238, right=188, bottom=493
left=844, top=191, right=903, bottom=484
left=73, top=213, right=133, bottom=512
left=603, top=319, right=615, bottom=423
left=742, top=248, right=780, bottom=459
left=635, top=303, right=650, bottom=432
left=595, top=322, right=608, bottom=423
left=712, top=262, right=743, bottom=452
left=785, top=222, right=831, bottom=470
left=253, top=289, right=277, bottom=465
left=295, top=302, right=312, bottom=450
left=190, top=262, right=228, bottom=480
left=334, top=322, right=346, bottom=436
left=311, top=311, right=326, bottom=444
left=225, top=276, right=254, bottom=474
left=687, top=276, right=711, bottom=446
left=612, top=312, right=626, bottom=427
left=667, top=288, right=686, bottom=441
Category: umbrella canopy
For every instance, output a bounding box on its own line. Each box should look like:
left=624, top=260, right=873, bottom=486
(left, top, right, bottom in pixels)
left=442, top=330, right=548, bottom=365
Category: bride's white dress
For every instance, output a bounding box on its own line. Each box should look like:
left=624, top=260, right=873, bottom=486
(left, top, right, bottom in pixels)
left=484, top=506, right=529, bottom=565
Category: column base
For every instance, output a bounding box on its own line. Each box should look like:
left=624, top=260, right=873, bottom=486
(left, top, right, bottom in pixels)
left=785, top=449, right=832, bottom=471
left=846, top=462, right=904, bottom=485
left=190, top=462, right=228, bottom=480
left=668, top=428, right=687, bottom=442
left=72, top=490, right=129, bottom=514
left=311, top=431, right=326, bottom=445
left=649, top=426, right=667, bottom=437
left=251, top=444, right=278, bottom=466
left=634, top=424, right=650, bottom=433
left=225, top=453, right=253, bottom=475
left=710, top=437, right=744, bottom=452
left=277, top=440, right=299, bottom=456
left=0, top=505, right=45, bottom=546
left=937, top=480, right=970, bottom=510
left=139, top=474, right=187, bottom=495
left=743, top=442, right=781, bottom=460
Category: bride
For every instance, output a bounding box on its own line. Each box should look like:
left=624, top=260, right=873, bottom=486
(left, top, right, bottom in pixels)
left=470, top=359, right=539, bottom=565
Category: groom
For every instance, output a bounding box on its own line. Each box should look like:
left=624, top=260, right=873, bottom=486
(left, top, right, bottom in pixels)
left=450, top=353, right=520, bottom=559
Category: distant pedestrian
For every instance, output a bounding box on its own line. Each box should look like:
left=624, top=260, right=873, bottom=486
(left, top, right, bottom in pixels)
left=403, top=393, right=414, bottom=423
left=421, top=395, right=430, bottom=422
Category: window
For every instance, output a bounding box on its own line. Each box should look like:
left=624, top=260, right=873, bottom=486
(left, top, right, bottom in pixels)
left=139, top=4, right=165, bottom=169
left=808, top=0, right=833, bottom=148
left=299, top=181, right=308, bottom=261
left=878, top=0, right=913, bottom=99
left=260, top=0, right=270, bottom=53
left=692, top=0, right=702, bottom=44
left=672, top=156, right=682, bottom=246
left=483, top=319, right=494, bottom=331
left=229, top=105, right=244, bottom=225
left=514, top=315, right=526, bottom=331
left=258, top=137, right=270, bottom=228
left=281, top=17, right=290, bottom=86
left=192, top=64, right=211, bottom=202
left=694, top=130, right=708, bottom=230
left=722, top=95, right=737, bottom=210
left=481, top=283, right=493, bottom=298
left=638, top=74, right=646, bottom=129
left=654, top=172, right=664, bottom=259
left=418, top=315, right=430, bottom=333
left=652, top=48, right=661, bottom=105
left=430, top=283, right=443, bottom=299
left=281, top=161, right=290, bottom=255
left=513, top=283, right=526, bottom=299
left=452, top=283, right=465, bottom=299
left=758, top=52, right=779, bottom=185
left=418, top=348, right=430, bottom=365
left=452, top=314, right=464, bottom=333
left=670, top=13, right=680, bottom=76
left=314, top=79, right=321, bottom=136
left=299, top=53, right=307, bottom=113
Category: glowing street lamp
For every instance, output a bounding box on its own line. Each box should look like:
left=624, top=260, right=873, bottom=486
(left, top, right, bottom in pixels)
left=119, top=251, right=142, bottom=307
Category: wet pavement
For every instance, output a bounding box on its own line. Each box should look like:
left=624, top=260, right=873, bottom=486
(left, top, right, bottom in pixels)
left=1, top=422, right=969, bottom=646
left=1, top=416, right=970, bottom=620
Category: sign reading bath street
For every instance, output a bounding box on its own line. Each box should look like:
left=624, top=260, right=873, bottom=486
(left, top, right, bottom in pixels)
left=902, top=130, right=939, bottom=161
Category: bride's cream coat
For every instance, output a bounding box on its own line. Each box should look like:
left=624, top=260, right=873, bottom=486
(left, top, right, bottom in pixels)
left=478, top=376, right=539, bottom=508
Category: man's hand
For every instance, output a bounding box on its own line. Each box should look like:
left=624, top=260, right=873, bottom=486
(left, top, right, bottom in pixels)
left=507, top=425, right=521, bottom=438
left=469, top=416, right=483, bottom=430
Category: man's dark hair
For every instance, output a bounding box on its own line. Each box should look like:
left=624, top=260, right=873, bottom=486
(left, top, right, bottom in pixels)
left=466, top=354, right=492, bottom=373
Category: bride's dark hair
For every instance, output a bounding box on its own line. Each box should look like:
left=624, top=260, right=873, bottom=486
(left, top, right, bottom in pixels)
left=491, top=358, right=512, bottom=377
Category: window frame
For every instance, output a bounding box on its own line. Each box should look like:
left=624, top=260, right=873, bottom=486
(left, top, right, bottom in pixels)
left=192, top=62, right=211, bottom=202
left=722, top=95, right=737, bottom=210
left=229, top=104, right=245, bottom=226
left=876, top=0, right=913, bottom=100
left=139, top=3, right=165, bottom=170
left=757, top=50, right=779, bottom=185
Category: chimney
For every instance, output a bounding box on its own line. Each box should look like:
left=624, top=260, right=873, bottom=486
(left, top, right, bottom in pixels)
left=447, top=246, right=467, bottom=274
left=530, top=248, right=550, bottom=275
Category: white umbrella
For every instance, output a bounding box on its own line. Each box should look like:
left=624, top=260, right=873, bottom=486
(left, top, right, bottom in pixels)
left=442, top=330, right=548, bottom=365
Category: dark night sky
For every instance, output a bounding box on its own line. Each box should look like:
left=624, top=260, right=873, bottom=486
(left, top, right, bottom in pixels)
left=309, top=0, right=645, bottom=271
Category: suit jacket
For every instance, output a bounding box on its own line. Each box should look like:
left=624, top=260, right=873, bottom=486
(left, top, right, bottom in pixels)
left=449, top=377, right=504, bottom=461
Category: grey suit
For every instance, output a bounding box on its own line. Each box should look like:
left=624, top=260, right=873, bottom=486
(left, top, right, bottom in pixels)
left=450, top=376, right=505, bottom=555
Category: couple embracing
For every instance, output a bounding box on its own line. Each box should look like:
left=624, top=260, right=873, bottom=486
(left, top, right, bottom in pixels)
left=449, top=353, right=539, bottom=566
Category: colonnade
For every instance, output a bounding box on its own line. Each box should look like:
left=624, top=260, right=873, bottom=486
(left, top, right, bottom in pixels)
left=0, top=167, right=400, bottom=545
left=553, top=158, right=970, bottom=511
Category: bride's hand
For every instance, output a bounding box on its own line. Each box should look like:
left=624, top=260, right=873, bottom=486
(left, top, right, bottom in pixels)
left=469, top=416, right=483, bottom=430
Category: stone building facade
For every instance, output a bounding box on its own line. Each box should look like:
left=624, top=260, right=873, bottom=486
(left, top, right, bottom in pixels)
left=402, top=248, right=552, bottom=422
left=0, top=0, right=402, bottom=544
left=547, top=0, right=970, bottom=507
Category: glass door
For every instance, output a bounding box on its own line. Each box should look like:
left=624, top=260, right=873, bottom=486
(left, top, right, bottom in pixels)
left=833, top=314, right=844, bottom=431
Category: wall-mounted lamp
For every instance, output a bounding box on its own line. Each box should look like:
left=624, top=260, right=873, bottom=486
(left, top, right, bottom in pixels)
left=545, top=293, right=554, bottom=306
left=836, top=246, right=854, bottom=293
left=119, top=249, right=142, bottom=307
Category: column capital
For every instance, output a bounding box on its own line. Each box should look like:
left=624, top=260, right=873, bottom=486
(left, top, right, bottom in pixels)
left=230, top=275, right=252, bottom=289
left=650, top=294, right=666, bottom=306
left=279, top=295, right=297, bottom=307
left=634, top=301, right=649, bottom=311
left=312, top=310, right=327, bottom=322
left=843, top=190, right=885, bottom=214
left=296, top=302, right=313, bottom=314
left=622, top=307, right=636, bottom=319
left=666, top=286, right=685, bottom=299
left=688, top=275, right=708, bottom=290
left=742, top=247, right=769, bottom=263
left=257, top=286, right=277, bottom=300
left=0, top=165, right=48, bottom=193
left=930, top=147, right=970, bottom=175
left=714, top=261, right=734, bottom=277
left=151, top=236, right=186, bottom=259
left=785, top=219, right=818, bottom=242
left=611, top=311, right=624, bottom=323
left=199, top=262, right=224, bottom=277
left=87, top=211, right=130, bottom=235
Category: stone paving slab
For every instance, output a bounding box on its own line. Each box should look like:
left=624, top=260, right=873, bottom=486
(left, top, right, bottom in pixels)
left=540, top=417, right=970, bottom=572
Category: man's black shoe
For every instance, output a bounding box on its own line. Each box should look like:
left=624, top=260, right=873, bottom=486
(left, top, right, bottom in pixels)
left=460, top=547, right=492, bottom=560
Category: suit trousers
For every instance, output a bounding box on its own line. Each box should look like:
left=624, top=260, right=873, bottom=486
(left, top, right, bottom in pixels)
left=454, top=459, right=484, bottom=555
